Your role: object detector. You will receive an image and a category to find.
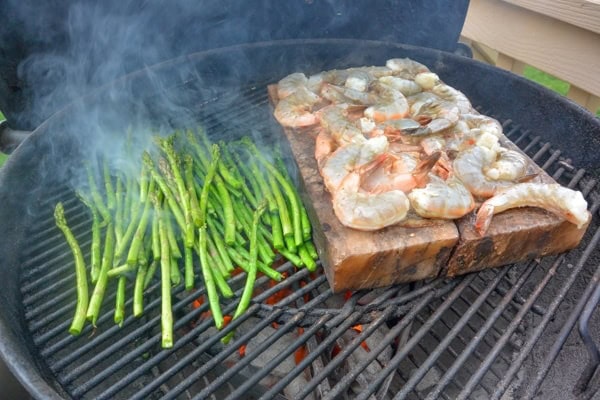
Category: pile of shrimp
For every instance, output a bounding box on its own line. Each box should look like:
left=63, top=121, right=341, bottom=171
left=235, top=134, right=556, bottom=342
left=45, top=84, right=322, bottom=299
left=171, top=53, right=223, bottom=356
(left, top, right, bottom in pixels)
left=274, top=58, right=590, bottom=234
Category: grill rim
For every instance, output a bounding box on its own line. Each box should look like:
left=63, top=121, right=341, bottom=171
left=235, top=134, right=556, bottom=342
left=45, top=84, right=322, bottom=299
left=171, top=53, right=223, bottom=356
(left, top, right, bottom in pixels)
left=1, top=38, right=599, bottom=400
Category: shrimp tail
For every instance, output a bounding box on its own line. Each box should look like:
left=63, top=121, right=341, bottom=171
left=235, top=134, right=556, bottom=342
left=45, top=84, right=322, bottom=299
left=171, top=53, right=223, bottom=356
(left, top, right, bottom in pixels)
left=517, top=173, right=539, bottom=183
left=315, top=129, right=336, bottom=170
left=475, top=202, right=495, bottom=236
left=413, top=151, right=441, bottom=187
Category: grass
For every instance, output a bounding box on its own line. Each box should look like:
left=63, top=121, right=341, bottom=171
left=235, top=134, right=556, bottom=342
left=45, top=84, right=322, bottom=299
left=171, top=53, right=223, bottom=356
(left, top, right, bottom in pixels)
left=523, top=66, right=600, bottom=117
left=523, top=66, right=570, bottom=96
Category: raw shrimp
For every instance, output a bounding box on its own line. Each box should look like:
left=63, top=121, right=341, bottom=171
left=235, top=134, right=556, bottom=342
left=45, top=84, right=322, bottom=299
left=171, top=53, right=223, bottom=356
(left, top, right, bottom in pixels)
left=350, top=66, right=393, bottom=78
left=307, top=72, right=328, bottom=93
left=453, top=145, right=516, bottom=198
left=408, top=175, right=475, bottom=219
left=414, top=72, right=440, bottom=90
left=409, top=97, right=460, bottom=136
left=345, top=70, right=375, bottom=92
left=364, top=81, right=409, bottom=122
left=407, top=91, right=439, bottom=108
left=321, top=84, right=374, bottom=105
left=308, top=66, right=391, bottom=94
left=362, top=151, right=441, bottom=193
left=420, top=136, right=446, bottom=154
left=376, top=118, right=422, bottom=139
left=386, top=58, right=430, bottom=78
left=277, top=73, right=309, bottom=99
left=420, top=136, right=453, bottom=178
left=315, top=69, right=350, bottom=86
left=484, top=148, right=529, bottom=181
left=388, top=142, right=423, bottom=155
left=332, top=159, right=410, bottom=231
left=359, top=117, right=377, bottom=135
left=445, top=119, right=478, bottom=152
left=274, top=86, right=321, bottom=128
left=314, top=130, right=337, bottom=169
left=392, top=151, right=420, bottom=170
left=474, top=183, right=590, bottom=235
left=378, top=76, right=422, bottom=96
left=461, top=113, right=503, bottom=138
left=431, top=83, right=473, bottom=114
left=316, top=104, right=367, bottom=146
left=475, top=130, right=501, bottom=152
left=321, top=135, right=388, bottom=192
left=321, top=81, right=410, bottom=122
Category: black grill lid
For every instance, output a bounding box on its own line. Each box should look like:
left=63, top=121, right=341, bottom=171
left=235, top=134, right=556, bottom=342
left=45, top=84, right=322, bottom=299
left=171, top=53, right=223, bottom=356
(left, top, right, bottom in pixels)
left=0, top=0, right=469, bottom=130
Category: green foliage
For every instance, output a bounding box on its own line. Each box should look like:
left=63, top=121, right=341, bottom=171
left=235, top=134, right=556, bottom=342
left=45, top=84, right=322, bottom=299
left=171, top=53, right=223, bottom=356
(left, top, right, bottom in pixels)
left=523, top=66, right=570, bottom=96
left=523, top=66, right=599, bottom=117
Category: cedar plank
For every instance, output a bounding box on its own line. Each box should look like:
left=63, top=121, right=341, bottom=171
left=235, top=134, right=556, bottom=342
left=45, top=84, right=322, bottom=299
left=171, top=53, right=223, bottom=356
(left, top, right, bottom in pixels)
left=269, top=84, right=590, bottom=289
left=446, top=137, right=591, bottom=276
left=269, top=85, right=458, bottom=292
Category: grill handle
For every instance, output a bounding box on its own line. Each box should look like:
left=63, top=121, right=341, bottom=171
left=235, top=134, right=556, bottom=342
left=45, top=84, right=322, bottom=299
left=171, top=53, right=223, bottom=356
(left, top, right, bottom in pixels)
left=0, top=120, right=32, bottom=154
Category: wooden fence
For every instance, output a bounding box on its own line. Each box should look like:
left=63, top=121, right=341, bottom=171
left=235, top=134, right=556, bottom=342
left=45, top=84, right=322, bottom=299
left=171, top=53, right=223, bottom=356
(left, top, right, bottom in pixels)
left=461, top=0, right=600, bottom=114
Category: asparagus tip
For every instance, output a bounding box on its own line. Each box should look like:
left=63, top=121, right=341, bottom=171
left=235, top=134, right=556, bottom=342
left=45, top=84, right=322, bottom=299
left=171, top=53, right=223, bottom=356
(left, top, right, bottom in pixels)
left=54, top=202, right=66, bottom=227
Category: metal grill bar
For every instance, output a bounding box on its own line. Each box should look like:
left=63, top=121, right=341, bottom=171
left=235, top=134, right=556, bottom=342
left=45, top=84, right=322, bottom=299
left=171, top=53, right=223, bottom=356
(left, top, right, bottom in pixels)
left=417, top=309, right=505, bottom=383
left=37, top=281, right=160, bottom=352
left=293, top=306, right=397, bottom=399
left=575, top=280, right=600, bottom=395
left=98, top=264, right=324, bottom=399
left=524, top=262, right=600, bottom=399
left=156, top=305, right=285, bottom=400
left=50, top=288, right=159, bottom=370
left=69, top=283, right=214, bottom=396
left=23, top=261, right=90, bottom=308
left=455, top=254, right=567, bottom=399
left=492, top=248, right=600, bottom=399
left=289, top=289, right=442, bottom=400
left=541, top=150, right=562, bottom=171
left=322, top=277, right=471, bottom=400
left=456, top=289, right=524, bottom=343
left=350, top=276, right=478, bottom=400
left=21, top=203, right=88, bottom=268
left=371, top=279, right=445, bottom=309
left=490, top=227, right=600, bottom=399
left=431, top=290, right=520, bottom=369
left=15, top=94, right=600, bottom=399
left=123, top=275, right=315, bottom=399
left=25, top=288, right=76, bottom=321
left=23, top=244, right=89, bottom=293
left=495, top=200, right=600, bottom=398
left=492, top=285, right=546, bottom=316
left=391, top=268, right=510, bottom=398
left=522, top=135, right=541, bottom=153
left=511, top=129, right=531, bottom=146
left=423, top=260, right=539, bottom=400
left=144, top=306, right=275, bottom=400
left=531, top=143, right=552, bottom=163
left=22, top=233, right=92, bottom=296
left=218, top=314, right=332, bottom=400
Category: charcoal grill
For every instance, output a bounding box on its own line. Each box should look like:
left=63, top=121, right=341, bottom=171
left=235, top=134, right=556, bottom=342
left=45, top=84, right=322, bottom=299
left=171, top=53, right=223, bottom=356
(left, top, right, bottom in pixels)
left=1, top=24, right=600, bottom=400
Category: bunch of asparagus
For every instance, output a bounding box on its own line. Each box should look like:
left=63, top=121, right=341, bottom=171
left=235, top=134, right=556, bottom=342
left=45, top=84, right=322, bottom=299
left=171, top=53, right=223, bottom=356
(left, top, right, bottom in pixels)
left=54, top=128, right=318, bottom=348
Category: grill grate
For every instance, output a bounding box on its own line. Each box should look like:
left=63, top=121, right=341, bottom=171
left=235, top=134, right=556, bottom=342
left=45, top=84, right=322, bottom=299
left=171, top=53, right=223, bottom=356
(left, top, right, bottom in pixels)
left=18, top=86, right=600, bottom=399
